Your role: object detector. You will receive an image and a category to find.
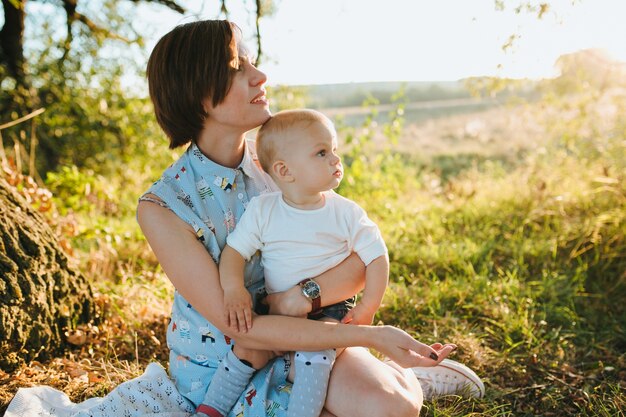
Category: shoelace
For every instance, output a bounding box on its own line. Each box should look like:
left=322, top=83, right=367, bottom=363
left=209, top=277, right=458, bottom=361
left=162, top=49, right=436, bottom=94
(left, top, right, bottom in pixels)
left=419, top=372, right=467, bottom=398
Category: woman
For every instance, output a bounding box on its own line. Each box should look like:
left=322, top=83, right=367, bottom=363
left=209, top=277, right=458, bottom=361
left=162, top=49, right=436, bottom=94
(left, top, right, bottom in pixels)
left=138, top=19, right=469, bottom=417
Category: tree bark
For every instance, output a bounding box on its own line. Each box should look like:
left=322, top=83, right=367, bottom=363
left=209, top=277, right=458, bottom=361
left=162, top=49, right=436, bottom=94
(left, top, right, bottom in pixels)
left=0, top=177, right=97, bottom=372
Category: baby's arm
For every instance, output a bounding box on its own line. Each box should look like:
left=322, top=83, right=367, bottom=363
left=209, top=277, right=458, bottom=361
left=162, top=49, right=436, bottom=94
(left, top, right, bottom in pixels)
left=219, top=244, right=253, bottom=332
left=342, top=254, right=389, bottom=325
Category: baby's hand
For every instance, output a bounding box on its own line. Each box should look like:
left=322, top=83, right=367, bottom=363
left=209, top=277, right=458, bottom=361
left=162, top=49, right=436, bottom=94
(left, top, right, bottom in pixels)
left=223, top=285, right=253, bottom=333
left=341, top=303, right=377, bottom=325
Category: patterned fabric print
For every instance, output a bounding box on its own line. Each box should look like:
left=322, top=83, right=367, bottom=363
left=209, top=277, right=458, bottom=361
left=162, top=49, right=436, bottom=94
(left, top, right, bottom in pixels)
left=143, top=141, right=287, bottom=415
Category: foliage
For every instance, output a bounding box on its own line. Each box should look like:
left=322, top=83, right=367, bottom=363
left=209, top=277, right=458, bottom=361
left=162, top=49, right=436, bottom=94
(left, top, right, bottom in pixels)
left=307, top=82, right=473, bottom=109
left=0, top=3, right=161, bottom=175
left=266, top=84, right=310, bottom=112
left=336, top=88, right=413, bottom=206
left=371, top=83, right=625, bottom=416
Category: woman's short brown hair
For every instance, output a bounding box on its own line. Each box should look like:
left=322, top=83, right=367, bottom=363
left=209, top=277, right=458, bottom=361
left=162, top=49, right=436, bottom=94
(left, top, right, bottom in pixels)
left=147, top=20, right=240, bottom=148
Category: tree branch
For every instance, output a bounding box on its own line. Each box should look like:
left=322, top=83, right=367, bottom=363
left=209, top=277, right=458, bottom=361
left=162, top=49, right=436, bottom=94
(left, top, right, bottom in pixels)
left=129, top=0, right=185, bottom=14
left=74, top=11, right=131, bottom=42
left=254, top=0, right=262, bottom=66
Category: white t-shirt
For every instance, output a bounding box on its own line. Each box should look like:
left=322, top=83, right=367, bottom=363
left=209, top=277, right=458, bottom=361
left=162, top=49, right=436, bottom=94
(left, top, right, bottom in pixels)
left=226, top=191, right=387, bottom=294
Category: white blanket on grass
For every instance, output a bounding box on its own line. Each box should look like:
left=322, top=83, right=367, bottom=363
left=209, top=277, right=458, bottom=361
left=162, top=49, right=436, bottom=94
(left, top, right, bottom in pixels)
left=5, top=362, right=195, bottom=417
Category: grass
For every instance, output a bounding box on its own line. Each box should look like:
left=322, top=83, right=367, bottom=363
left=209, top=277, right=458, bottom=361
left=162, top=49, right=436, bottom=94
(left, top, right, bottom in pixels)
left=1, top=88, right=625, bottom=416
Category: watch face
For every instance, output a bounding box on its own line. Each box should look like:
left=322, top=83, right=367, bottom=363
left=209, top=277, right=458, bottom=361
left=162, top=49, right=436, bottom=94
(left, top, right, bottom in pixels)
left=302, top=280, right=321, bottom=299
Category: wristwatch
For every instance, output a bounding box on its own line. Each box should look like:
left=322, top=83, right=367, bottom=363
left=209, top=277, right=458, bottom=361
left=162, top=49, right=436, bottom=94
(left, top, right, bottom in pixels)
left=299, top=278, right=321, bottom=314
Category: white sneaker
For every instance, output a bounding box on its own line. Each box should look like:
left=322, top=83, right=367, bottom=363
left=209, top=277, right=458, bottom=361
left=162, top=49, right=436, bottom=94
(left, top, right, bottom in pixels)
left=412, top=359, right=485, bottom=400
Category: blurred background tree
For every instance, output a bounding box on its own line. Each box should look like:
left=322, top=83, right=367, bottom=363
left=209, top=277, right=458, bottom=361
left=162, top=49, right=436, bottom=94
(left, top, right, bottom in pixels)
left=0, top=0, right=275, bottom=177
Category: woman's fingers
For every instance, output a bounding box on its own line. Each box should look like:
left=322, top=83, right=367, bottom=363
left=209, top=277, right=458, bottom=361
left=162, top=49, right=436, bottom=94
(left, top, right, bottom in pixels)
left=340, top=309, right=354, bottom=324
left=432, top=343, right=456, bottom=362
left=265, top=286, right=311, bottom=316
left=409, top=343, right=457, bottom=367
left=407, top=339, right=441, bottom=362
left=378, top=326, right=459, bottom=368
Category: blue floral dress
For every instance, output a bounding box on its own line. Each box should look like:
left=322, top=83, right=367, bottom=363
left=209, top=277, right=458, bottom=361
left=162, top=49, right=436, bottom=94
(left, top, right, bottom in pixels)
left=142, top=140, right=291, bottom=417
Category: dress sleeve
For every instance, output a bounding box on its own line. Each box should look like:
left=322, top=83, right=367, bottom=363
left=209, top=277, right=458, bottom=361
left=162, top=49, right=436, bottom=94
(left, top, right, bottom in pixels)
left=138, top=195, right=170, bottom=209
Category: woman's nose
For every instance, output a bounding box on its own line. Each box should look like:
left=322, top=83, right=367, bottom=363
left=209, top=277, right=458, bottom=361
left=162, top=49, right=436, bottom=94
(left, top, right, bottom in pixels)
left=250, top=66, right=267, bottom=87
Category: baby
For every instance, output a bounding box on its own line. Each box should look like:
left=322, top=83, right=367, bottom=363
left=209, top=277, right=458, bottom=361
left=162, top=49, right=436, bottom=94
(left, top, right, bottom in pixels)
left=199, top=109, right=389, bottom=417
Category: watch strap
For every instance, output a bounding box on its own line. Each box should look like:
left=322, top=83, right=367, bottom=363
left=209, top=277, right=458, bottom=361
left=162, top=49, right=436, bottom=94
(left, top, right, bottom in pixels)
left=311, top=292, right=321, bottom=314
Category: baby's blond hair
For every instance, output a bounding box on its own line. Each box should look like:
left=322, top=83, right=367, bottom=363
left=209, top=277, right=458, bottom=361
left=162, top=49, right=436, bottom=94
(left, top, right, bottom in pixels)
left=256, top=109, right=333, bottom=175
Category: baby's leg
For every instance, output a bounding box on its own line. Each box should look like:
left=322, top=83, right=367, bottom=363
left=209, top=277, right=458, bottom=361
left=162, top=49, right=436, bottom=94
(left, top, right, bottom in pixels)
left=286, top=317, right=338, bottom=417
left=198, top=344, right=263, bottom=417
left=287, top=347, right=336, bottom=417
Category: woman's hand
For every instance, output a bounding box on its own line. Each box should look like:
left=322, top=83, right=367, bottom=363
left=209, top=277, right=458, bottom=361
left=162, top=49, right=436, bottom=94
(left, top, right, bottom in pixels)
left=265, top=253, right=366, bottom=317
left=341, top=303, right=377, bottom=325
left=373, top=326, right=456, bottom=368
left=264, top=285, right=311, bottom=317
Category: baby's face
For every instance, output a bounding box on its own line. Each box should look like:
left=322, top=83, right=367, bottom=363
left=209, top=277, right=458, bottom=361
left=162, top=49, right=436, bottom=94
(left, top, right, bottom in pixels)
left=282, top=122, right=343, bottom=193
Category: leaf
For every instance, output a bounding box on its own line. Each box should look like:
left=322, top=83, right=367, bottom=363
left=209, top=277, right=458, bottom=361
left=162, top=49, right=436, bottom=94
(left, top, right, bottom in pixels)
left=66, top=329, right=88, bottom=346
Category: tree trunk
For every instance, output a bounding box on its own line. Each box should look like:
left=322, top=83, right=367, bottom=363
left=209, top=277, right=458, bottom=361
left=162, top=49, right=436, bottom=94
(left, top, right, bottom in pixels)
left=0, top=177, right=96, bottom=372
left=0, top=0, right=26, bottom=84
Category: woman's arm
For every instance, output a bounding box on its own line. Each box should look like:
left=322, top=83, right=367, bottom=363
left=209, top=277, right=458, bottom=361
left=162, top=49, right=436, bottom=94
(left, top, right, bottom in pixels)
left=265, top=252, right=366, bottom=317
left=137, top=200, right=449, bottom=365
left=138, top=198, right=227, bottom=330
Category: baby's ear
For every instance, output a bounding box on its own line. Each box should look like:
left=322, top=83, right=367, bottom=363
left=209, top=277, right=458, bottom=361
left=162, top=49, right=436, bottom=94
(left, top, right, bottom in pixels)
left=272, top=160, right=294, bottom=183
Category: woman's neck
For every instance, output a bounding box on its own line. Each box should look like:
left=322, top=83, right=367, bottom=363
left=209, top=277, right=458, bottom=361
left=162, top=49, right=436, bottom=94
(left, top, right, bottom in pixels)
left=196, top=128, right=246, bottom=168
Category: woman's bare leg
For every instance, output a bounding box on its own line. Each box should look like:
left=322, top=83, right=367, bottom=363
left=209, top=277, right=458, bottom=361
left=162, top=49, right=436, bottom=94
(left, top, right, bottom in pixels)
left=324, top=347, right=423, bottom=417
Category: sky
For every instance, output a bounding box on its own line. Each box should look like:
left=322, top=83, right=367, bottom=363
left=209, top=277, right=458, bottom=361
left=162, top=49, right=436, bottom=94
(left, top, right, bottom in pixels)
left=140, top=0, right=626, bottom=85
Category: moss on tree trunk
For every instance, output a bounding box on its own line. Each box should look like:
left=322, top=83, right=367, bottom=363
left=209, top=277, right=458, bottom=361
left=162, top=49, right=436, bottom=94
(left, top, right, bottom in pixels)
left=0, top=177, right=96, bottom=371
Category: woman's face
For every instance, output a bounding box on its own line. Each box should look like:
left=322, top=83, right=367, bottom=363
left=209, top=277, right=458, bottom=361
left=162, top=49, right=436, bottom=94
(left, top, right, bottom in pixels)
left=203, top=47, right=270, bottom=133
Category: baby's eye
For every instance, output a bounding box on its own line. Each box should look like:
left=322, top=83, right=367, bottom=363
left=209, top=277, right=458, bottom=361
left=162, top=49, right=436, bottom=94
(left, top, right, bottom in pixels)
left=317, top=150, right=326, bottom=157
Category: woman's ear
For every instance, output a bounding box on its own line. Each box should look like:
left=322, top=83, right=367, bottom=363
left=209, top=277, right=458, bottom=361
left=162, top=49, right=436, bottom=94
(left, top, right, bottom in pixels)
left=272, top=161, right=294, bottom=183
left=201, top=98, right=212, bottom=118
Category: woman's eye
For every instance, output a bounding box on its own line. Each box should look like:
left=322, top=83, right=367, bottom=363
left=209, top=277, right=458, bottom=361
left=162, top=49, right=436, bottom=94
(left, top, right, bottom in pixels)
left=232, top=58, right=247, bottom=72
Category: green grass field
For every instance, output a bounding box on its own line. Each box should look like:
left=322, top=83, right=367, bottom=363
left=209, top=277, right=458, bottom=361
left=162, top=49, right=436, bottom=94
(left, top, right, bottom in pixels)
left=335, top=88, right=626, bottom=416
left=1, top=86, right=624, bottom=416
